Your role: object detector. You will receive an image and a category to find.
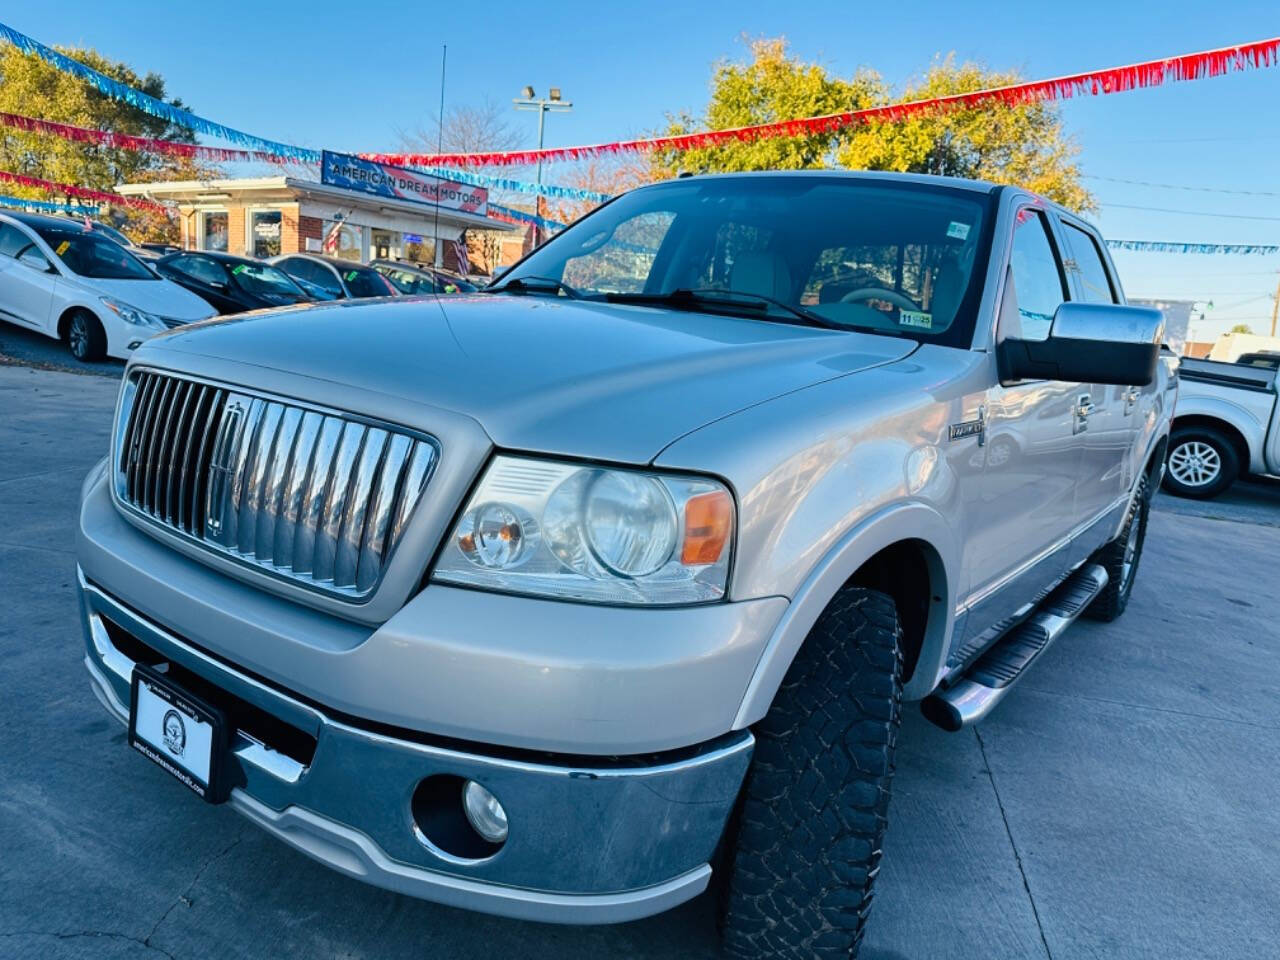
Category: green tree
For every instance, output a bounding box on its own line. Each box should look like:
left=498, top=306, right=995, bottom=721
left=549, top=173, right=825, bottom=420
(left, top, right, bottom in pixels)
left=655, top=38, right=886, bottom=174
left=839, top=56, right=1092, bottom=211
left=657, top=39, right=1093, bottom=212
left=0, top=45, right=218, bottom=240
left=1229, top=323, right=1253, bottom=334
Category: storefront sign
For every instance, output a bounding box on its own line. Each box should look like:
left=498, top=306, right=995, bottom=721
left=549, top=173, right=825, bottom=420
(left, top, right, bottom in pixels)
left=321, top=151, right=488, bottom=216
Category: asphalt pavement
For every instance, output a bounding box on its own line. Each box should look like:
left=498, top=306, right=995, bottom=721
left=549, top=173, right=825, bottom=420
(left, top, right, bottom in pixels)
left=0, top=362, right=1277, bottom=959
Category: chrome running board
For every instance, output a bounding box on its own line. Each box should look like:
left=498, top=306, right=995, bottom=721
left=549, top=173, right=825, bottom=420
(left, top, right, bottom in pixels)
left=921, top=563, right=1109, bottom=732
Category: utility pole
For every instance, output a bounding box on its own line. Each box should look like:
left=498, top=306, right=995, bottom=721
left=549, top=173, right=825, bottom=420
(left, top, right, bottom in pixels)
left=1270, top=272, right=1280, bottom=338
left=513, top=86, right=572, bottom=243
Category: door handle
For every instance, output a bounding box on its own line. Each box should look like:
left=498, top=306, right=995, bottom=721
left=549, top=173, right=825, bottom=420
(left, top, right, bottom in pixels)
left=1074, top=393, right=1094, bottom=434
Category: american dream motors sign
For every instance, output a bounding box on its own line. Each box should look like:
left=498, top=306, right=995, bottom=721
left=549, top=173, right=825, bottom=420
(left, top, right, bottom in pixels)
left=321, top=150, right=488, bottom=216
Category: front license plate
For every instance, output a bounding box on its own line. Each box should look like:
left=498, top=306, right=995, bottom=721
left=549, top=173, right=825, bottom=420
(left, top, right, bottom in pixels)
left=128, top=663, right=228, bottom=803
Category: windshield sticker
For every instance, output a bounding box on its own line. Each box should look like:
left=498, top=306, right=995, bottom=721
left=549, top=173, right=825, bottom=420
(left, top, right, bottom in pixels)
left=231, top=264, right=247, bottom=275
left=946, top=221, right=971, bottom=240
left=345, top=270, right=358, bottom=281
left=55, top=240, right=71, bottom=256
left=899, top=310, right=933, bottom=329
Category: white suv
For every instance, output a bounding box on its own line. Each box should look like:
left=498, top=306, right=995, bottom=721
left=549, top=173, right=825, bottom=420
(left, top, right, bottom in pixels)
left=0, top=211, right=216, bottom=361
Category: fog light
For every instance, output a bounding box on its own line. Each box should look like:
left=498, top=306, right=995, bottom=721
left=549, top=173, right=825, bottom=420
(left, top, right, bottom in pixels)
left=461, top=780, right=508, bottom=843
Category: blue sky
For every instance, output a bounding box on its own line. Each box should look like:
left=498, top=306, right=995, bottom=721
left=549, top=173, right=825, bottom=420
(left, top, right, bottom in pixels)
left=7, top=0, right=1280, bottom=339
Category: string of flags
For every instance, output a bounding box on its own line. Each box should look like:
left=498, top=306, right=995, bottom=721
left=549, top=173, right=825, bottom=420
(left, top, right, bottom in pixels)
left=0, top=192, right=98, bottom=216
left=2, top=19, right=1279, bottom=255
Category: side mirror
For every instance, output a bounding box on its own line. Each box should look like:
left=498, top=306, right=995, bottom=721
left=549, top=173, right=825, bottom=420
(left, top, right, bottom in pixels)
left=18, top=248, right=54, bottom=273
left=998, top=301, right=1164, bottom=386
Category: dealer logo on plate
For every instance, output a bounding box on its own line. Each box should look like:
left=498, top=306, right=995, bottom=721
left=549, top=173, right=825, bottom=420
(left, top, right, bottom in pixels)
left=162, top=709, right=187, bottom=758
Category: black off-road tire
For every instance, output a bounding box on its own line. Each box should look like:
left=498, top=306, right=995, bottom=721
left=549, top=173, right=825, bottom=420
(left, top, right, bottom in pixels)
left=1085, top=475, right=1150, bottom=622
left=65, top=310, right=107, bottom=362
left=1162, top=426, right=1238, bottom=499
left=719, top=587, right=903, bottom=959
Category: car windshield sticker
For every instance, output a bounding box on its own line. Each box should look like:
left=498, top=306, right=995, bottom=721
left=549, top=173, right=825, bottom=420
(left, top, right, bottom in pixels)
left=899, top=310, right=933, bottom=329
left=345, top=270, right=358, bottom=281
left=231, top=264, right=247, bottom=275
left=946, top=221, right=971, bottom=240
left=55, top=240, right=70, bottom=256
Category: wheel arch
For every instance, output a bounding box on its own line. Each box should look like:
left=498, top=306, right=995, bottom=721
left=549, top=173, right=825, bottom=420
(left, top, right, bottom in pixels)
left=1170, top=408, right=1256, bottom=475
left=732, top=501, right=957, bottom=730
left=57, top=303, right=98, bottom=340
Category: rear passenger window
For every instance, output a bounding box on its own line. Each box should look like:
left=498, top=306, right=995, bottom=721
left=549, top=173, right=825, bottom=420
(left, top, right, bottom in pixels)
left=1005, top=209, right=1066, bottom=342
left=1062, top=223, right=1117, bottom=304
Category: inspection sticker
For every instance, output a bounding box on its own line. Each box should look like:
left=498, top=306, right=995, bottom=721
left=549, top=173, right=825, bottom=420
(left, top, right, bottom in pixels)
left=899, top=310, right=933, bottom=329
left=946, top=221, right=971, bottom=240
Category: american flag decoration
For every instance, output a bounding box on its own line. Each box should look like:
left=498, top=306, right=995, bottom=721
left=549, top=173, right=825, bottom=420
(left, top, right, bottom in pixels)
left=453, top=238, right=470, bottom=276
left=323, top=220, right=344, bottom=254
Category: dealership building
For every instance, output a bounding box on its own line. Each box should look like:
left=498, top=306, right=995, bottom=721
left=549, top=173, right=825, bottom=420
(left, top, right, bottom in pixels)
left=117, top=154, right=515, bottom=271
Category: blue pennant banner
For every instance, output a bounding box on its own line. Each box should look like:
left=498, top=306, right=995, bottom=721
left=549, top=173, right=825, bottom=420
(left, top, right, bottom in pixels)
left=488, top=202, right=569, bottom=232
left=1107, top=239, right=1280, bottom=255
left=0, top=192, right=99, bottom=216
left=0, top=21, right=321, bottom=163
left=423, top=168, right=611, bottom=203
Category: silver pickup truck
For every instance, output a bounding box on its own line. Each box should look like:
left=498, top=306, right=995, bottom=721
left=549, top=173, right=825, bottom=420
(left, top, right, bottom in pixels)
left=1163, top=354, right=1279, bottom=498
left=77, top=172, right=1172, bottom=959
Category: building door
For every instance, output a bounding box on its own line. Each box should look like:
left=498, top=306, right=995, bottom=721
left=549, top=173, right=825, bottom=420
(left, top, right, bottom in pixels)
left=371, top=230, right=397, bottom=261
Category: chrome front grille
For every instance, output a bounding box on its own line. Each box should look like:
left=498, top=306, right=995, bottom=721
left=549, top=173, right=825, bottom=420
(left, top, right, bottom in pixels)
left=114, top=371, right=437, bottom=599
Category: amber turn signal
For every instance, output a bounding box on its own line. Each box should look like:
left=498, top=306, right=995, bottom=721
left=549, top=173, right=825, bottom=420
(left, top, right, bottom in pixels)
left=681, top=489, right=732, bottom=565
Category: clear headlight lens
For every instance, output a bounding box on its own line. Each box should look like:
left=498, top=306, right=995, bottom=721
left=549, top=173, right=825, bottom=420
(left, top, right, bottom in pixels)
left=432, top=455, right=734, bottom=604
left=100, top=296, right=161, bottom=327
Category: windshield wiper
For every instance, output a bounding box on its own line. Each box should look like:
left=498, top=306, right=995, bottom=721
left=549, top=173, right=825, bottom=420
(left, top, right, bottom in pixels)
left=602, top=288, right=834, bottom=329
left=486, top=275, right=583, bottom=299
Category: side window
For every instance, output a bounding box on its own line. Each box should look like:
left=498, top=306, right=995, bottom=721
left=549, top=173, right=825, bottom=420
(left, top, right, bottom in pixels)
left=1062, top=223, right=1117, bottom=304
left=0, top=223, right=28, bottom=259
left=1005, top=209, right=1066, bottom=342
left=294, top=260, right=343, bottom=298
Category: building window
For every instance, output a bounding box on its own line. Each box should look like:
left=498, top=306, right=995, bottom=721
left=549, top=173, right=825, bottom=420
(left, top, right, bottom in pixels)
left=322, top=220, right=364, bottom=261
left=202, top=211, right=228, bottom=252
left=250, top=210, right=282, bottom=259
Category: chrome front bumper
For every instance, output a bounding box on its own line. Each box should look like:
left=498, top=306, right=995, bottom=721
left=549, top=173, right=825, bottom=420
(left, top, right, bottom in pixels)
left=79, top=570, right=753, bottom=924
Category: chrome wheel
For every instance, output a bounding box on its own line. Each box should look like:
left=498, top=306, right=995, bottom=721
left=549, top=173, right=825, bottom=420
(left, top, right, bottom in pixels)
left=1119, top=498, right=1143, bottom=590
left=1167, top=440, right=1221, bottom=488
left=68, top=314, right=90, bottom=359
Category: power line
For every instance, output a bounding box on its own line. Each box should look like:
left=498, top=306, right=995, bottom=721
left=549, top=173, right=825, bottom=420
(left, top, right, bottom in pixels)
left=1102, top=202, right=1280, bottom=222
left=1086, top=176, right=1280, bottom=198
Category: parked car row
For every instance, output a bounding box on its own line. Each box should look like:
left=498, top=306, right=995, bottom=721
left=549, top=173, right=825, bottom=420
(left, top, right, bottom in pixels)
left=0, top=209, right=479, bottom=362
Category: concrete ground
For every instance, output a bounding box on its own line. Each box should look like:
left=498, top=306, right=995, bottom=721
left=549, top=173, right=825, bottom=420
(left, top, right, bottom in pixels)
left=0, top=362, right=1277, bottom=960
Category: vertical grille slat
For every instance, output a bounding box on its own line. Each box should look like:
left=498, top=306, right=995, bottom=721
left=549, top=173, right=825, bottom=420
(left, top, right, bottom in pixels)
left=111, top=372, right=437, bottom=600
left=312, top=423, right=367, bottom=583
left=274, top=411, right=323, bottom=570
left=355, top=432, right=412, bottom=592
left=334, top=428, right=389, bottom=589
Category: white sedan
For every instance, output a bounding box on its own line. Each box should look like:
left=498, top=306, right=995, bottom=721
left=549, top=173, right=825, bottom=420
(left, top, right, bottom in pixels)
left=0, top=211, right=216, bottom=361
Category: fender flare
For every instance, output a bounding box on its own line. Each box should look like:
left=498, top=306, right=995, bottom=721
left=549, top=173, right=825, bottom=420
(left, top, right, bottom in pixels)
left=732, top=500, right=959, bottom=729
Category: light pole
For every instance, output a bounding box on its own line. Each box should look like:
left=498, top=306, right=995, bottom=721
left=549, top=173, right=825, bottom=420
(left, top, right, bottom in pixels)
left=513, top=86, right=572, bottom=241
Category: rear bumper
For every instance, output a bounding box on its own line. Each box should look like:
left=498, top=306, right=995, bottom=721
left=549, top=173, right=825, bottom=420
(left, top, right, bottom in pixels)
left=80, top=570, right=753, bottom=923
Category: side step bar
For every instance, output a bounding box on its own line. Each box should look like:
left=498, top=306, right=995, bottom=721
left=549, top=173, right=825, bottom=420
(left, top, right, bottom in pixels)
left=921, top=563, right=1109, bottom=732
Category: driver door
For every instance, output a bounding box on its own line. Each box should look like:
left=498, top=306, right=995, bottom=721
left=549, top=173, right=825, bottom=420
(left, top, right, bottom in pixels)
left=961, top=206, right=1084, bottom=651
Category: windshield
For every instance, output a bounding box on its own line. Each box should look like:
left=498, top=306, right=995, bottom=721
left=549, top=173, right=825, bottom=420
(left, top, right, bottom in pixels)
left=500, top=176, right=995, bottom=346
left=342, top=266, right=396, bottom=298
left=34, top=226, right=155, bottom=280
left=229, top=262, right=308, bottom=299
left=89, top=221, right=133, bottom=247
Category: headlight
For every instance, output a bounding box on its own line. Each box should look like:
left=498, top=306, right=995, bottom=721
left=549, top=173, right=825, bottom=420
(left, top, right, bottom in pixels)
left=432, top=455, right=734, bottom=604
left=100, top=296, right=161, bottom=327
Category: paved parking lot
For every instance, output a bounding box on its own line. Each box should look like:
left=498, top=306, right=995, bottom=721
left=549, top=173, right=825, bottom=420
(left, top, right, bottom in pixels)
left=1, top=361, right=1277, bottom=960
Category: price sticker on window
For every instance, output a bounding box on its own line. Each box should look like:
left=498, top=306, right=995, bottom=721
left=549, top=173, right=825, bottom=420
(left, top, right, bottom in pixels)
left=56, top=240, right=71, bottom=256
left=946, top=221, right=971, bottom=240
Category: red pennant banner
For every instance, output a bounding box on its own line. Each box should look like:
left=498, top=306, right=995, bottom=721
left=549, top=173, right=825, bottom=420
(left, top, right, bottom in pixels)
left=0, top=111, right=294, bottom=165
left=366, top=36, right=1280, bottom=168
left=0, top=169, right=172, bottom=214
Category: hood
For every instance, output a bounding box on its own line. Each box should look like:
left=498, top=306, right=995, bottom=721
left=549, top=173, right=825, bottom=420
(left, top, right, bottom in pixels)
left=71, top=275, right=215, bottom=321
left=147, top=295, right=916, bottom=463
